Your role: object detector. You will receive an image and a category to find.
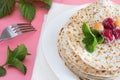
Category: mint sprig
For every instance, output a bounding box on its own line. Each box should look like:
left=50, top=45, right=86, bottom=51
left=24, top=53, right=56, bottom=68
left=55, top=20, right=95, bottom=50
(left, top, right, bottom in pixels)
left=0, top=44, right=29, bottom=77
left=0, top=0, right=52, bottom=22
left=82, top=23, right=104, bottom=53
left=82, top=23, right=97, bottom=53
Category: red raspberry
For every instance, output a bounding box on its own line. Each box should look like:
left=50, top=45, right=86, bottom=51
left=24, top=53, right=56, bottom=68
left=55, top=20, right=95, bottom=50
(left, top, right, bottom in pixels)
left=103, top=29, right=115, bottom=43
left=113, top=28, right=120, bottom=39
left=102, top=18, right=115, bottom=29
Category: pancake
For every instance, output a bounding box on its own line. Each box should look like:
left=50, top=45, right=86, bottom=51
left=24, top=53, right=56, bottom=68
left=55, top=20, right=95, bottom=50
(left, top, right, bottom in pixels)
left=57, top=0, right=120, bottom=80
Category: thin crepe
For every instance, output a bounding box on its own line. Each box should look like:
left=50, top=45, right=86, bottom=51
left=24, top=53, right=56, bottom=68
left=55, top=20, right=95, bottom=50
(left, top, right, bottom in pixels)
left=57, top=0, right=120, bottom=79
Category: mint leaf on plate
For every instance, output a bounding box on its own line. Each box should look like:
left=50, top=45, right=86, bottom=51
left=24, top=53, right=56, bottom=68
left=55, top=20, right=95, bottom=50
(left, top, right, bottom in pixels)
left=0, top=0, right=15, bottom=18
left=86, top=44, right=96, bottom=53
left=82, top=23, right=97, bottom=53
left=82, top=23, right=94, bottom=37
left=19, top=1, right=36, bottom=22
left=91, top=29, right=104, bottom=44
left=0, top=67, right=6, bottom=77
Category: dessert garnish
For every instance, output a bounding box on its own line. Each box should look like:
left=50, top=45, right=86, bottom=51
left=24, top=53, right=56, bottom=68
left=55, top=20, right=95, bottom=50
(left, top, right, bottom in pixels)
left=102, top=18, right=120, bottom=42
left=82, top=18, right=120, bottom=53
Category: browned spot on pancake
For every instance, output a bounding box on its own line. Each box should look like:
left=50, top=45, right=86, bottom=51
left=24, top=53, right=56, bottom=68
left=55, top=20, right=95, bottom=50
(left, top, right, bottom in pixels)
left=102, top=70, right=106, bottom=73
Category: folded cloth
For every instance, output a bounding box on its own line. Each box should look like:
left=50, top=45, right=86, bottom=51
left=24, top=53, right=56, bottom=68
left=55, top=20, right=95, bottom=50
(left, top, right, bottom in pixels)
left=31, top=2, right=78, bottom=80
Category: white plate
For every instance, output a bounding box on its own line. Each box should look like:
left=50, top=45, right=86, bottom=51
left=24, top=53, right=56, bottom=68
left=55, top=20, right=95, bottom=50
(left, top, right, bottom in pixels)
left=41, top=4, right=90, bottom=80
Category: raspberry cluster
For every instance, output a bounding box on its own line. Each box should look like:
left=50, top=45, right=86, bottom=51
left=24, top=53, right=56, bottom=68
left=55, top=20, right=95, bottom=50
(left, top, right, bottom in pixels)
left=103, top=18, right=120, bottom=43
left=94, top=18, right=120, bottom=43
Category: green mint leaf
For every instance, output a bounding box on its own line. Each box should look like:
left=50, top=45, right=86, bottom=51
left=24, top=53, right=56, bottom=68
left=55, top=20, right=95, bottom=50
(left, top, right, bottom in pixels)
left=6, top=44, right=28, bottom=74
left=82, top=23, right=94, bottom=37
left=41, top=0, right=52, bottom=9
left=41, top=4, right=51, bottom=9
left=86, top=45, right=94, bottom=53
left=7, top=58, right=27, bottom=74
left=42, top=0, right=52, bottom=6
left=82, top=37, right=88, bottom=44
left=85, top=38, right=97, bottom=53
left=6, top=44, right=28, bottom=63
left=13, top=44, right=28, bottom=61
left=91, top=29, right=104, bottom=44
left=83, top=36, right=97, bottom=53
left=6, top=46, right=14, bottom=64
left=0, top=67, right=6, bottom=77
left=82, top=23, right=97, bottom=53
left=82, top=37, right=92, bottom=45
left=82, top=36, right=96, bottom=45
left=19, top=1, right=36, bottom=22
left=0, top=0, right=15, bottom=18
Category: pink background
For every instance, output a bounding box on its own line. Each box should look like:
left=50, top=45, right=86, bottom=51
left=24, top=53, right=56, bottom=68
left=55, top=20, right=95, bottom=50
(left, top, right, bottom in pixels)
left=0, top=0, right=119, bottom=80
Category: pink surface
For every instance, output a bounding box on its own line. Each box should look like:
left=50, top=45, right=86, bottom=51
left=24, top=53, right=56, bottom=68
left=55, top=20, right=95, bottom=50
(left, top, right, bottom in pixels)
left=0, top=0, right=119, bottom=80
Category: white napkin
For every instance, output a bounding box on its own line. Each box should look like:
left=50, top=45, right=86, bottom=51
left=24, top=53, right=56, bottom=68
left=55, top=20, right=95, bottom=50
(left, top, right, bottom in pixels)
left=31, top=2, right=78, bottom=80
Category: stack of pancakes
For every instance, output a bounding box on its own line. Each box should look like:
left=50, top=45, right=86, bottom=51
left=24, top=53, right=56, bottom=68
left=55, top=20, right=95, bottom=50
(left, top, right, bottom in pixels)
left=57, top=0, right=120, bottom=80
